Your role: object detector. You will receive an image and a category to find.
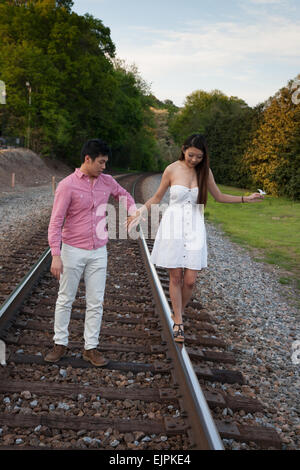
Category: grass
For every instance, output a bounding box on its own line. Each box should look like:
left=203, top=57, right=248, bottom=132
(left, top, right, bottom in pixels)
left=205, top=184, right=300, bottom=296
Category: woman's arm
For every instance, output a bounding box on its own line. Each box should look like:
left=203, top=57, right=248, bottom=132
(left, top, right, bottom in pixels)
left=142, top=166, right=171, bottom=211
left=127, top=167, right=171, bottom=228
left=134, top=166, right=171, bottom=216
left=208, top=168, right=264, bottom=203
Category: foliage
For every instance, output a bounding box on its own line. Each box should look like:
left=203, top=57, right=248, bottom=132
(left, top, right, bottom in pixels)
left=169, top=89, right=248, bottom=144
left=169, top=89, right=256, bottom=186
left=205, top=104, right=261, bottom=188
left=168, top=81, right=300, bottom=200
left=0, top=0, right=160, bottom=170
left=243, top=78, right=300, bottom=199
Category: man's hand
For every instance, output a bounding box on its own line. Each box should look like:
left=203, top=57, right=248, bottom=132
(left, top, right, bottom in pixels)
left=126, top=211, right=141, bottom=231
left=126, top=206, right=147, bottom=232
left=51, top=255, right=63, bottom=281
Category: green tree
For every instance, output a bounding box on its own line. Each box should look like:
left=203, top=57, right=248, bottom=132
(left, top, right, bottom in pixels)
left=0, top=1, right=161, bottom=171
left=243, top=77, right=300, bottom=198
left=167, top=81, right=300, bottom=199
left=108, top=59, right=161, bottom=171
left=205, top=104, right=261, bottom=188
left=168, top=88, right=256, bottom=187
left=169, top=89, right=248, bottom=145
left=0, top=0, right=116, bottom=164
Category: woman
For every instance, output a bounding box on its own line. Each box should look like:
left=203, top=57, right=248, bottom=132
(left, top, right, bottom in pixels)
left=128, top=134, right=264, bottom=342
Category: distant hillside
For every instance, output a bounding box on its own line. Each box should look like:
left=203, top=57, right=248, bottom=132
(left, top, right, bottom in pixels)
left=150, top=107, right=180, bottom=163
left=0, top=148, right=71, bottom=191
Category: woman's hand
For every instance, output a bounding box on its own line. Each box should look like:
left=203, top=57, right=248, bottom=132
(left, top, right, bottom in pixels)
left=126, top=211, right=140, bottom=230
left=245, top=193, right=265, bottom=202
left=126, top=207, right=147, bottom=232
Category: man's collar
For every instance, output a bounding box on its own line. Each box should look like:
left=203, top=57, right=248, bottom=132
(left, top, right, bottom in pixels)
left=75, top=168, right=103, bottom=182
left=75, top=168, right=88, bottom=179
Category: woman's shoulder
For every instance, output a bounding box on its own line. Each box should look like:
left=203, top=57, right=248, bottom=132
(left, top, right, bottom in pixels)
left=164, top=160, right=180, bottom=174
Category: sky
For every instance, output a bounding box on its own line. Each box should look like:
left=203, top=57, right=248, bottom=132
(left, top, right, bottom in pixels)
left=72, top=0, right=300, bottom=108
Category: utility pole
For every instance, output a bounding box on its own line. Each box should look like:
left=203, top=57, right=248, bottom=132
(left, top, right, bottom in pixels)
left=0, top=80, right=6, bottom=145
left=0, top=80, right=5, bottom=105
left=26, top=81, right=31, bottom=148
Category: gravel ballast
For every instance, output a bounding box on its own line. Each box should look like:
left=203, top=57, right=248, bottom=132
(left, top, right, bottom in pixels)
left=0, top=185, right=55, bottom=259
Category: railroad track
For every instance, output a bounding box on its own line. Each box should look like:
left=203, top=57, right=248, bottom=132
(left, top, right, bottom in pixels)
left=0, top=173, right=282, bottom=450
left=0, top=227, right=49, bottom=306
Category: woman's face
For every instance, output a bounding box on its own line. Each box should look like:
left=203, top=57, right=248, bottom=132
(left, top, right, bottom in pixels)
left=182, top=146, right=204, bottom=168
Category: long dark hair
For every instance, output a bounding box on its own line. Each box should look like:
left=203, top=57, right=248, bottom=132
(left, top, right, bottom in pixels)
left=179, top=134, right=210, bottom=206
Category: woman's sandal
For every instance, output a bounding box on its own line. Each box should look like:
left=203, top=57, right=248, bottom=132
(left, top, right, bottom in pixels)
left=173, top=323, right=184, bottom=343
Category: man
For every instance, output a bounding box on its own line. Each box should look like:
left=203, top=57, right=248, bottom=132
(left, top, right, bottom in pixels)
left=45, top=138, right=136, bottom=366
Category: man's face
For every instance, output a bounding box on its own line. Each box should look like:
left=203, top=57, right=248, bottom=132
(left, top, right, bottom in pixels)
left=86, top=154, right=108, bottom=177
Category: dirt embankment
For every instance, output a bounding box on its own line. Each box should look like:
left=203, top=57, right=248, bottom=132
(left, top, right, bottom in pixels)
left=0, top=148, right=72, bottom=192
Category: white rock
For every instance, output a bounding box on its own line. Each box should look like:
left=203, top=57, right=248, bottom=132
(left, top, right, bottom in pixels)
left=110, top=440, right=120, bottom=447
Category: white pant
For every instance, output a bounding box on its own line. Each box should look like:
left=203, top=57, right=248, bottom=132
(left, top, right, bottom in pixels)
left=53, top=243, right=107, bottom=350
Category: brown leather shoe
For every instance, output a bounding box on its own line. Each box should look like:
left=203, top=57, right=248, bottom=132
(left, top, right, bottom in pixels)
left=44, top=344, right=67, bottom=363
left=82, top=348, right=109, bottom=367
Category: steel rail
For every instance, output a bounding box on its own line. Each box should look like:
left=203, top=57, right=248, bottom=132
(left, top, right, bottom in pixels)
left=0, top=248, right=51, bottom=334
left=132, top=175, right=224, bottom=450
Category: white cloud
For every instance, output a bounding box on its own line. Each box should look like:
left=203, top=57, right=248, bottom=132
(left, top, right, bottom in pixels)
left=127, top=16, right=300, bottom=63
left=117, top=15, right=300, bottom=106
left=249, top=0, right=283, bottom=3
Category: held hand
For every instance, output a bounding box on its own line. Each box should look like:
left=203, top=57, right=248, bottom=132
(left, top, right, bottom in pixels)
left=246, top=192, right=265, bottom=203
left=50, top=256, right=63, bottom=281
left=125, top=206, right=147, bottom=232
left=126, top=211, right=142, bottom=232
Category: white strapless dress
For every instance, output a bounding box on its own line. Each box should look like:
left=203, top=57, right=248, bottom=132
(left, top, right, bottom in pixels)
left=150, top=185, right=207, bottom=270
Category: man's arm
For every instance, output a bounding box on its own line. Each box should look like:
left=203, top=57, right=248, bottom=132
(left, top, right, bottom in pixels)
left=110, top=177, right=137, bottom=215
left=48, top=181, right=72, bottom=280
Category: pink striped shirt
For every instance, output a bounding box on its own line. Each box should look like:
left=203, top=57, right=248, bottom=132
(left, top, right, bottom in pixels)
left=48, top=169, right=136, bottom=256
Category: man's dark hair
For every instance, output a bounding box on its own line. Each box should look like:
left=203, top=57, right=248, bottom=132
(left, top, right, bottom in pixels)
left=81, top=139, right=111, bottom=163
